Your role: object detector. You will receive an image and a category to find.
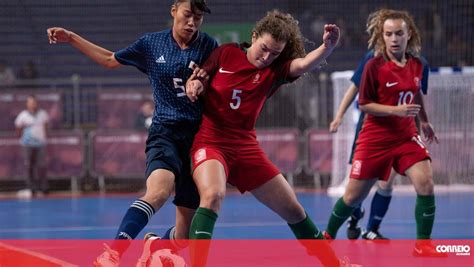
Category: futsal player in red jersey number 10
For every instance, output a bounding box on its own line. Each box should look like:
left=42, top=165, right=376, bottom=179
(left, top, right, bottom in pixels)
left=324, top=9, right=446, bottom=258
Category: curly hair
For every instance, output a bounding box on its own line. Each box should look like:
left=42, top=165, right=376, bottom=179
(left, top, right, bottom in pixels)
left=252, top=9, right=306, bottom=64
left=367, top=9, right=422, bottom=56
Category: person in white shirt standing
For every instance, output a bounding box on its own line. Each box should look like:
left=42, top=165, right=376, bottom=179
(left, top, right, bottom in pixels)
left=14, top=95, right=49, bottom=197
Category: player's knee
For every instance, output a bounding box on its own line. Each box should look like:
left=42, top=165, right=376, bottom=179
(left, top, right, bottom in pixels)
left=200, top=189, right=225, bottom=211
left=343, top=193, right=363, bottom=207
left=143, top=187, right=172, bottom=207
left=414, top=175, right=434, bottom=195
left=376, top=183, right=393, bottom=196
left=288, top=204, right=306, bottom=223
left=276, top=199, right=305, bottom=223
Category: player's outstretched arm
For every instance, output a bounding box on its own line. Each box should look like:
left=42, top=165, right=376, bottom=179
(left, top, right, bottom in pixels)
left=47, top=27, right=120, bottom=69
left=330, top=83, right=359, bottom=133
left=289, top=24, right=340, bottom=77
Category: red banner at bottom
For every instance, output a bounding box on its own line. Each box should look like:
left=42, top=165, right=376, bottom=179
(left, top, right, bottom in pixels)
left=0, top=239, right=471, bottom=267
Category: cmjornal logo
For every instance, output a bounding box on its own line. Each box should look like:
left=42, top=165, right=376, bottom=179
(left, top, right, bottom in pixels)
left=436, top=245, right=470, bottom=256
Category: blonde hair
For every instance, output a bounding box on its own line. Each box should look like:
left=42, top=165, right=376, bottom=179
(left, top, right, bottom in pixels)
left=252, top=9, right=306, bottom=64
left=367, top=9, right=421, bottom=56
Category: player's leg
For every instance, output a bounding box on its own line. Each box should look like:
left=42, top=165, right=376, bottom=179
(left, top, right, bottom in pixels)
left=148, top=189, right=198, bottom=249
left=137, top=146, right=201, bottom=266
left=347, top=203, right=364, bottom=239
left=362, top=171, right=395, bottom=240
left=235, top=147, right=322, bottom=238
left=406, top=159, right=435, bottom=238
left=405, top=160, right=445, bottom=257
left=122, top=169, right=174, bottom=239
left=346, top=113, right=366, bottom=239
left=151, top=122, right=202, bottom=242
left=136, top=206, right=195, bottom=267
left=158, top=153, right=202, bottom=242
left=188, top=158, right=227, bottom=267
left=252, top=174, right=310, bottom=228
left=145, top=205, right=196, bottom=248
left=325, top=177, right=377, bottom=239
left=251, top=174, right=340, bottom=266
left=172, top=206, right=194, bottom=237
left=94, top=169, right=175, bottom=267
left=95, top=128, right=183, bottom=266
left=395, top=139, right=445, bottom=257
left=189, top=159, right=227, bottom=239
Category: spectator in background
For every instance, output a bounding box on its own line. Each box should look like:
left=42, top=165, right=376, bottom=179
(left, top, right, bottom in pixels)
left=0, top=60, right=16, bottom=85
left=134, top=100, right=154, bottom=130
left=14, top=95, right=50, bottom=198
left=18, top=60, right=39, bottom=80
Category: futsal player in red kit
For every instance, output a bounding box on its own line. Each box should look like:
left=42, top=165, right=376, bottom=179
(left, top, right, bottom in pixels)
left=185, top=9, right=345, bottom=267
left=323, top=9, right=446, bottom=257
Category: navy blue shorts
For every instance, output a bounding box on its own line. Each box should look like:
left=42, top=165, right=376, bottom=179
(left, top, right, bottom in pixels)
left=145, top=123, right=200, bottom=209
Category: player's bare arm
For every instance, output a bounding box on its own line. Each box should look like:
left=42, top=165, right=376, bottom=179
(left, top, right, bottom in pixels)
left=414, top=91, right=430, bottom=123
left=47, top=27, right=120, bottom=69
left=289, top=24, right=340, bottom=77
left=360, top=102, right=421, bottom=117
left=414, top=93, right=438, bottom=143
left=330, top=82, right=359, bottom=133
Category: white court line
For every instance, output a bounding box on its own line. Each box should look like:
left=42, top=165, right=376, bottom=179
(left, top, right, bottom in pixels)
left=328, top=185, right=474, bottom=196
left=393, top=185, right=474, bottom=194
left=0, top=222, right=285, bottom=233
left=0, top=218, right=471, bottom=235
left=0, top=242, right=78, bottom=267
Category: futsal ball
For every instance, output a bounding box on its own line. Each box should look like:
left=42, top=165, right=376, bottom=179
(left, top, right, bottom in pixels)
left=149, top=249, right=187, bottom=267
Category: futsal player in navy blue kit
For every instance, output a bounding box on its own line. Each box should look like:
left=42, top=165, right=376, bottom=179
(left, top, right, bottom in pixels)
left=329, top=9, right=430, bottom=241
left=47, top=1, right=217, bottom=266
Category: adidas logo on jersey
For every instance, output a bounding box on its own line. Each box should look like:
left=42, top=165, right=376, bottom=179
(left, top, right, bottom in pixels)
left=155, top=55, right=166, bottom=63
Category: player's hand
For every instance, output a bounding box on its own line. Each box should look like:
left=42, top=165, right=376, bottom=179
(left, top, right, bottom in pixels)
left=323, top=24, right=340, bottom=50
left=186, top=80, right=204, bottom=102
left=421, top=122, right=439, bottom=144
left=47, top=27, right=72, bottom=44
left=186, top=67, right=208, bottom=102
left=329, top=117, right=342, bottom=133
left=393, top=104, right=421, bottom=117
left=190, top=67, right=209, bottom=82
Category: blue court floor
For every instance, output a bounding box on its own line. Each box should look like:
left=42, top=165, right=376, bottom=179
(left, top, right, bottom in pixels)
left=1, top=190, right=472, bottom=240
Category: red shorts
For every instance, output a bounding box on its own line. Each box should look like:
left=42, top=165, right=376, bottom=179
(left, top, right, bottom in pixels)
left=191, top=142, right=280, bottom=193
left=350, top=135, right=431, bottom=181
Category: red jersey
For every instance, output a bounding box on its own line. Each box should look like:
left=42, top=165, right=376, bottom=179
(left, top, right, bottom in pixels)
left=198, top=43, right=293, bottom=141
left=357, top=55, right=425, bottom=149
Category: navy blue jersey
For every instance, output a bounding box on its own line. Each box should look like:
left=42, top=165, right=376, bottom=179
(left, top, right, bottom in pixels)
left=351, top=50, right=429, bottom=95
left=115, top=29, right=218, bottom=126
